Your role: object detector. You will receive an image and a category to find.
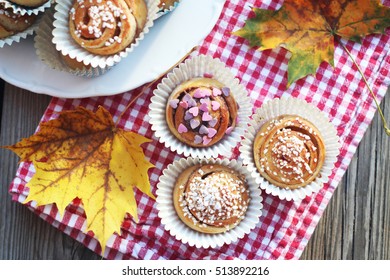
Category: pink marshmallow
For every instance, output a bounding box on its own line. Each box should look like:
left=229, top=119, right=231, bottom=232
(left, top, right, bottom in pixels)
left=222, top=87, right=230, bottom=96
left=202, top=112, right=213, bottom=122
left=178, top=123, right=188, bottom=133
left=199, top=125, right=209, bottom=135
left=212, top=88, right=222, bottom=97
left=211, top=101, right=220, bottom=111
left=226, top=126, right=234, bottom=135
left=194, top=135, right=203, bottom=144
left=208, top=128, right=217, bottom=138
left=202, top=136, right=212, bottom=145
left=182, top=94, right=192, bottom=102
left=209, top=118, right=218, bottom=127
left=200, top=98, right=210, bottom=104
left=184, top=111, right=193, bottom=120
left=179, top=101, right=188, bottom=109
left=169, top=99, right=179, bottom=109
left=199, top=102, right=209, bottom=112
left=194, top=88, right=211, bottom=98
left=188, top=106, right=199, bottom=117
left=190, top=119, right=200, bottom=129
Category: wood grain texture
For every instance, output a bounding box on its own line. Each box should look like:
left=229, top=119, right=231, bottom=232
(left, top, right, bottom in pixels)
left=300, top=87, right=390, bottom=260
left=0, top=82, right=100, bottom=260
left=0, top=81, right=389, bottom=260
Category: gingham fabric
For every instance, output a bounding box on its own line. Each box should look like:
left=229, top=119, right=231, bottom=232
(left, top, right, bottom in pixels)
left=9, top=0, right=390, bottom=259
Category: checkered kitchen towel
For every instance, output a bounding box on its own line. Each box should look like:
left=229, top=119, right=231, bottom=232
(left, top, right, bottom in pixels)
left=9, top=0, right=390, bottom=259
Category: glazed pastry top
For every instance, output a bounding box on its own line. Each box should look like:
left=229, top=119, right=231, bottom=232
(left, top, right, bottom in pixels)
left=0, top=5, right=36, bottom=38
left=254, top=115, right=326, bottom=189
left=166, top=77, right=238, bottom=148
left=68, top=0, right=147, bottom=55
left=174, top=164, right=250, bottom=234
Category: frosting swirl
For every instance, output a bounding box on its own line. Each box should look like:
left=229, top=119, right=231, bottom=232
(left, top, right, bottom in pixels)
left=254, top=115, right=326, bottom=189
left=69, top=0, right=147, bottom=55
left=173, top=164, right=250, bottom=234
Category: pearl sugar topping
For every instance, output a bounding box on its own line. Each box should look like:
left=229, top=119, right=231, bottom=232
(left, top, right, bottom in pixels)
left=260, top=117, right=320, bottom=184
left=71, top=0, right=127, bottom=44
left=180, top=168, right=249, bottom=227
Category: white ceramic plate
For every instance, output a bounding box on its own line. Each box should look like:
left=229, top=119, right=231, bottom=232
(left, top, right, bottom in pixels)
left=0, top=0, right=226, bottom=98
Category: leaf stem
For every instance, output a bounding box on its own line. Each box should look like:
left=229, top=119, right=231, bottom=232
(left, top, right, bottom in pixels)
left=115, top=46, right=198, bottom=127
left=339, top=39, right=390, bottom=136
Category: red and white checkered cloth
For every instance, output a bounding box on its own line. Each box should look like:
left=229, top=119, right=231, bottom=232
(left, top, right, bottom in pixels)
left=9, top=0, right=390, bottom=259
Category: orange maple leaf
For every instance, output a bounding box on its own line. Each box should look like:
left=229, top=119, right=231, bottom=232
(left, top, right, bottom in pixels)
left=5, top=106, right=154, bottom=252
left=233, top=0, right=390, bottom=87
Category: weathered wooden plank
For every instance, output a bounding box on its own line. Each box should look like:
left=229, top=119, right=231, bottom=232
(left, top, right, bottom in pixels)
left=301, top=88, right=390, bottom=260
left=0, top=84, right=100, bottom=260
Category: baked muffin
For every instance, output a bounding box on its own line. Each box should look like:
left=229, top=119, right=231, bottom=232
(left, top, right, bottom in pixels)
left=253, top=114, right=326, bottom=189
left=68, top=0, right=147, bottom=56
left=173, top=164, right=250, bottom=234
left=0, top=4, right=37, bottom=39
left=8, top=0, right=49, bottom=8
left=166, top=77, right=238, bottom=148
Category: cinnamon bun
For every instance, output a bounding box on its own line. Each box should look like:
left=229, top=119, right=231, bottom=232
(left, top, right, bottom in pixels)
left=0, top=5, right=36, bottom=39
left=253, top=115, right=326, bottom=189
left=68, top=0, right=147, bottom=56
left=173, top=164, right=250, bottom=234
left=166, top=78, right=238, bottom=148
left=8, top=0, right=49, bottom=8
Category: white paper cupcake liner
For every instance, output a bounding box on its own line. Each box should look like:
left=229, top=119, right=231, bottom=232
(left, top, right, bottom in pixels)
left=156, top=0, right=181, bottom=19
left=0, top=11, right=41, bottom=48
left=156, top=157, right=263, bottom=249
left=149, top=54, right=253, bottom=158
left=34, top=7, right=110, bottom=77
left=0, top=0, right=52, bottom=16
left=52, top=0, right=159, bottom=69
left=239, top=96, right=341, bottom=201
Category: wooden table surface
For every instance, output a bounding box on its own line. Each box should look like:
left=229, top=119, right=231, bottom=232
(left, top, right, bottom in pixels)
left=0, top=79, right=389, bottom=260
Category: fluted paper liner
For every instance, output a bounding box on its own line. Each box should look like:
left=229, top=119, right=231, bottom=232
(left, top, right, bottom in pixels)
left=239, top=97, right=341, bottom=201
left=52, top=0, right=159, bottom=69
left=0, top=12, right=41, bottom=48
left=34, top=7, right=110, bottom=77
left=149, top=55, right=253, bottom=158
left=156, top=157, right=263, bottom=249
left=0, top=0, right=52, bottom=16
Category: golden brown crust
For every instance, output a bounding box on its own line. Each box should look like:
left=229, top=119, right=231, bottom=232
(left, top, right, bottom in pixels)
left=69, top=0, right=147, bottom=56
left=61, top=54, right=91, bottom=70
left=0, top=24, right=12, bottom=38
left=158, top=0, right=179, bottom=9
left=9, top=0, right=49, bottom=8
left=0, top=5, right=36, bottom=39
left=253, top=115, right=326, bottom=189
left=173, top=164, right=250, bottom=234
left=166, top=77, right=238, bottom=148
left=125, top=0, right=147, bottom=36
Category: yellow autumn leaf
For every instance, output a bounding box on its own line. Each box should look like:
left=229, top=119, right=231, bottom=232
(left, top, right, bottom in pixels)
left=4, top=106, right=154, bottom=252
left=233, top=0, right=390, bottom=87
